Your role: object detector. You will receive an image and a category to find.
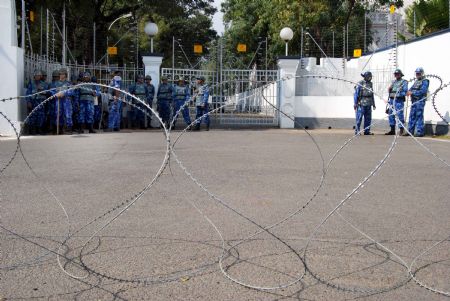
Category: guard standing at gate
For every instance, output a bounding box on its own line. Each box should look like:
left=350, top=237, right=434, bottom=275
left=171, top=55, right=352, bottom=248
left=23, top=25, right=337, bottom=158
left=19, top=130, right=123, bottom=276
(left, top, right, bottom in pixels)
left=54, top=68, right=75, bottom=134
left=129, top=74, right=149, bottom=129
left=404, top=67, right=429, bottom=137
left=193, top=76, right=210, bottom=131
left=172, top=77, right=192, bottom=129
left=76, top=72, right=100, bottom=134
left=145, top=75, right=155, bottom=128
left=156, top=76, right=173, bottom=128
left=26, top=71, right=48, bottom=135
left=385, top=69, right=408, bottom=135
left=354, top=71, right=376, bottom=135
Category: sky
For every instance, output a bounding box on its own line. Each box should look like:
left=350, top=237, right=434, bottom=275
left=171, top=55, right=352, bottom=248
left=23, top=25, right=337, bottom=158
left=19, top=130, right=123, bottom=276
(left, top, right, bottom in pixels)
left=212, top=0, right=225, bottom=35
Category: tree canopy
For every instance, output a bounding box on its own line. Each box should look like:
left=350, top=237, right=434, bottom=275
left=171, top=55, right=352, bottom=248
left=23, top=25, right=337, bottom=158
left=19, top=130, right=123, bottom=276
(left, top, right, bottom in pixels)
left=220, top=0, right=404, bottom=68
left=404, top=0, right=449, bottom=37
left=21, top=0, right=218, bottom=67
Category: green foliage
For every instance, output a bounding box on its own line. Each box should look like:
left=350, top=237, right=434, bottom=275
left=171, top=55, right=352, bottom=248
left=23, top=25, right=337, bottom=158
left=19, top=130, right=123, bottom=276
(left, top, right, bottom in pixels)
left=405, top=0, right=449, bottom=37
left=221, top=0, right=403, bottom=67
left=21, top=0, right=217, bottom=66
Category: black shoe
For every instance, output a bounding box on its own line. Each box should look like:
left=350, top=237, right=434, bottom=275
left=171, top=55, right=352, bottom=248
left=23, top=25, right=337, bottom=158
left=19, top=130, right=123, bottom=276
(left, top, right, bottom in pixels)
left=364, top=132, right=374, bottom=135
left=88, top=124, right=96, bottom=134
left=67, top=126, right=73, bottom=135
left=402, top=132, right=411, bottom=137
left=206, top=124, right=210, bottom=131
left=193, top=124, right=200, bottom=131
left=399, top=128, right=404, bottom=135
left=385, top=126, right=395, bottom=135
left=113, top=128, right=120, bottom=132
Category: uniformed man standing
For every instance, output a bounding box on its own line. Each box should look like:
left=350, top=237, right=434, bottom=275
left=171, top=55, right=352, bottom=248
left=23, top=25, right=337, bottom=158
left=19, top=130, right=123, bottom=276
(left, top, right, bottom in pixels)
left=54, top=68, right=75, bottom=134
left=404, top=67, right=429, bottom=137
left=108, top=72, right=123, bottom=131
left=385, top=69, right=408, bottom=135
left=172, top=77, right=192, bottom=130
left=193, top=76, right=210, bottom=131
left=156, top=76, right=173, bottom=128
left=129, top=74, right=149, bottom=129
left=76, top=72, right=100, bottom=134
left=145, top=75, right=155, bottom=128
left=354, top=71, right=376, bottom=135
left=26, top=71, right=48, bottom=135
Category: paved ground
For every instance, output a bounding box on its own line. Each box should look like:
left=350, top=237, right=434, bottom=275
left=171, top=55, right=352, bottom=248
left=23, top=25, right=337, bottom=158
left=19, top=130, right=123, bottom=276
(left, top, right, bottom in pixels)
left=0, top=129, right=449, bottom=300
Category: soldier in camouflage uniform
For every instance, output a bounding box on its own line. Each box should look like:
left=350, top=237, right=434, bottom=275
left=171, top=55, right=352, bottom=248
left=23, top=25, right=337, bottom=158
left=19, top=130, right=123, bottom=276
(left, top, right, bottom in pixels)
left=354, top=71, right=376, bottom=135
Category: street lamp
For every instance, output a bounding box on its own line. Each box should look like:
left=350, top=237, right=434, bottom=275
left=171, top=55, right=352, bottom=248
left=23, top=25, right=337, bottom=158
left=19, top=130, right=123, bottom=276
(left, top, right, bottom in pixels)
left=280, top=27, right=294, bottom=56
left=107, top=13, right=133, bottom=68
left=144, top=22, right=158, bottom=53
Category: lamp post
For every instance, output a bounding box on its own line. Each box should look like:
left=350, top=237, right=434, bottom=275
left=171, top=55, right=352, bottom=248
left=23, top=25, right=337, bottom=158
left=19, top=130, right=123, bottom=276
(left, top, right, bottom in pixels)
left=280, top=27, right=294, bottom=56
left=107, top=12, right=133, bottom=68
left=144, top=22, right=158, bottom=53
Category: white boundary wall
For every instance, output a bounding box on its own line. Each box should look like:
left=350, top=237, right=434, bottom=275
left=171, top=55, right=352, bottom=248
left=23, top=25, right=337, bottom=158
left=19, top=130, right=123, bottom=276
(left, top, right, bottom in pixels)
left=290, top=30, right=450, bottom=131
left=0, top=0, right=24, bottom=136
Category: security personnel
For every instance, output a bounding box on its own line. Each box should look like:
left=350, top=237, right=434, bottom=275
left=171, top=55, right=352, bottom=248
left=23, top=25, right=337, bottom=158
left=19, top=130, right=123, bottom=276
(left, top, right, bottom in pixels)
left=385, top=69, right=408, bottom=135
left=108, top=72, right=122, bottom=131
left=172, top=77, right=192, bottom=129
left=156, top=76, right=173, bottom=128
left=92, top=76, right=102, bottom=129
left=129, top=74, right=148, bottom=129
left=145, top=75, right=155, bottom=128
left=47, top=70, right=60, bottom=133
left=54, top=68, right=75, bottom=134
left=354, top=71, right=376, bottom=135
left=26, top=71, right=48, bottom=135
left=193, top=76, right=210, bottom=131
left=404, top=67, right=429, bottom=137
left=76, top=72, right=100, bottom=134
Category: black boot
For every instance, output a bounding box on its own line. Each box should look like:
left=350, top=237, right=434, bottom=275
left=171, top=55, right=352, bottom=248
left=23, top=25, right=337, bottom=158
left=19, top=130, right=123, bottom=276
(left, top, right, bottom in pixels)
left=206, top=123, right=210, bottom=131
left=385, top=126, right=395, bottom=135
left=88, top=123, right=96, bottom=133
left=399, top=128, right=404, bottom=135
left=67, top=126, right=72, bottom=135
left=193, top=123, right=200, bottom=131
left=77, top=124, right=83, bottom=134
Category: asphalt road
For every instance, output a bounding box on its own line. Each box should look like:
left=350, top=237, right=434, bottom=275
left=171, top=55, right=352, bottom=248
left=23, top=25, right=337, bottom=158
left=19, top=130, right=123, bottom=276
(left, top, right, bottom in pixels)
left=0, top=129, right=449, bottom=300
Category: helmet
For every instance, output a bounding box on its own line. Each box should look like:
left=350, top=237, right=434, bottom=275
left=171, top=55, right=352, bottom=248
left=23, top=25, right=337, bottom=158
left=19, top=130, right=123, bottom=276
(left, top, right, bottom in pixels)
left=197, top=75, right=206, bottom=82
left=91, top=76, right=97, bottom=83
left=59, top=68, right=68, bottom=75
left=34, top=70, right=43, bottom=76
left=52, top=70, right=59, bottom=77
left=145, top=75, right=152, bottom=80
left=161, top=76, right=168, bottom=81
left=137, top=74, right=144, bottom=80
left=361, top=71, right=372, bottom=78
left=415, top=67, right=424, bottom=75
left=41, top=70, right=47, bottom=76
left=393, top=69, right=404, bottom=77
left=83, top=71, right=91, bottom=78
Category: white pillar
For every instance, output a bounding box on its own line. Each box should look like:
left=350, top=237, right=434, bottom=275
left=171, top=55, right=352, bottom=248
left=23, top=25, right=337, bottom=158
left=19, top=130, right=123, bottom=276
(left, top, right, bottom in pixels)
left=0, top=0, right=25, bottom=136
left=142, top=53, right=163, bottom=127
left=142, top=54, right=163, bottom=92
left=277, top=57, right=299, bottom=129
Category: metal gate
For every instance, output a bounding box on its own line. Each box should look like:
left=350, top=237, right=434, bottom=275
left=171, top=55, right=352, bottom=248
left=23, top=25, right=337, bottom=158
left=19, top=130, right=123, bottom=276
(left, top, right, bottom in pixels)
left=162, top=68, right=279, bottom=127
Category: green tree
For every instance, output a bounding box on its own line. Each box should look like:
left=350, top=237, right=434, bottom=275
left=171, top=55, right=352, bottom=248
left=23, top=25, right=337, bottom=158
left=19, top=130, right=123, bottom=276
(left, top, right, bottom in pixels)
left=405, top=0, right=449, bottom=37
left=221, top=0, right=404, bottom=67
left=20, top=0, right=217, bottom=66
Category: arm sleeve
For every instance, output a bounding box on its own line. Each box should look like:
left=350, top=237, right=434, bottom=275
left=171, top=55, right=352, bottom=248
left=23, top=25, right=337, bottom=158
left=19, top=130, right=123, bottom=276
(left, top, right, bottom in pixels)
left=185, top=87, right=190, bottom=103
left=26, top=82, right=33, bottom=103
left=397, top=80, right=408, bottom=98
left=203, top=86, right=209, bottom=104
left=148, top=86, right=154, bottom=101
left=353, top=86, right=360, bottom=106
